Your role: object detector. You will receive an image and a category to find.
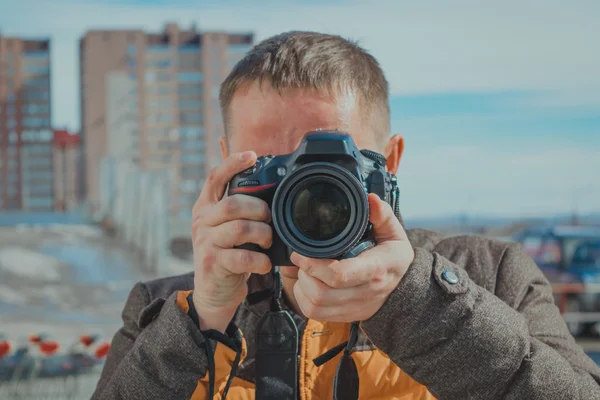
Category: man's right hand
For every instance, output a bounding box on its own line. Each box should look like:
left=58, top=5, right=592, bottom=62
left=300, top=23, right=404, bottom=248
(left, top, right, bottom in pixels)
left=191, top=151, right=273, bottom=333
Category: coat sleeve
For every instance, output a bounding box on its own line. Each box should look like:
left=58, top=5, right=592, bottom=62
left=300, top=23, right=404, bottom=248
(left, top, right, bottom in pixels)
left=91, top=284, right=245, bottom=400
left=360, top=244, right=600, bottom=400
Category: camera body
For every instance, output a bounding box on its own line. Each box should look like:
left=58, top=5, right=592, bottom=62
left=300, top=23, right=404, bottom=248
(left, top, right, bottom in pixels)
left=228, top=131, right=400, bottom=266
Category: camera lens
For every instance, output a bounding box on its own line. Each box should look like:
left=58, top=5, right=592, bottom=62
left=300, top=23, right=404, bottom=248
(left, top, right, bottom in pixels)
left=272, top=162, right=369, bottom=260
left=291, top=183, right=351, bottom=241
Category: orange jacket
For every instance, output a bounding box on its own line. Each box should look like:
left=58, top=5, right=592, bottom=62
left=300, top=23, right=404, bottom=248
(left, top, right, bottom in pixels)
left=92, top=229, right=600, bottom=399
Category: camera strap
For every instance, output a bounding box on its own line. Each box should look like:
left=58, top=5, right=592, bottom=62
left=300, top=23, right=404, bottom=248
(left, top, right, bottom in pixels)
left=312, top=240, right=375, bottom=400
left=254, top=266, right=299, bottom=400
left=252, top=240, right=375, bottom=400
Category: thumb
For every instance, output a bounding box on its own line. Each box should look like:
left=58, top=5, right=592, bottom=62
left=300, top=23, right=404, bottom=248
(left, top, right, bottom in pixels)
left=368, top=193, right=408, bottom=242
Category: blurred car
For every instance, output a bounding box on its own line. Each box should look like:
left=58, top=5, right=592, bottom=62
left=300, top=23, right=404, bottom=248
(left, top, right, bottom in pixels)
left=513, top=225, right=600, bottom=335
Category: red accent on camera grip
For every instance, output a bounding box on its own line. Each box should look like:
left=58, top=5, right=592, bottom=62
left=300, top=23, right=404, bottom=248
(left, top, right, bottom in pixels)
left=230, top=183, right=276, bottom=193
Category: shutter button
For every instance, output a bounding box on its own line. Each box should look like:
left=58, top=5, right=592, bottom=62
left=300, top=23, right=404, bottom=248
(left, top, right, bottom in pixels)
left=442, top=270, right=459, bottom=284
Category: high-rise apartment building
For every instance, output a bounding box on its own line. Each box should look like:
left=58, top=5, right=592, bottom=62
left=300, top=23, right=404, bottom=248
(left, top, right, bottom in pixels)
left=79, top=23, right=253, bottom=217
left=0, top=36, right=54, bottom=211
left=53, top=128, right=80, bottom=211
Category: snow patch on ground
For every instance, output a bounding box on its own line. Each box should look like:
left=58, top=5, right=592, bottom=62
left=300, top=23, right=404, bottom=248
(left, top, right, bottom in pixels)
left=0, top=247, right=65, bottom=282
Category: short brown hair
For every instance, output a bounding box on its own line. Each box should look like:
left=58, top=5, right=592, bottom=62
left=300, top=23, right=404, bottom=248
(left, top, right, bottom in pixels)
left=219, top=31, right=390, bottom=143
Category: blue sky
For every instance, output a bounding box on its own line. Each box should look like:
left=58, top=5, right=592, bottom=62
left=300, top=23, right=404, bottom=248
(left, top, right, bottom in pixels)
left=1, top=0, right=599, bottom=218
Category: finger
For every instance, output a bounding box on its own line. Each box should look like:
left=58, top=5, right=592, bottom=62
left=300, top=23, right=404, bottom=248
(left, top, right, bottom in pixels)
left=293, top=281, right=371, bottom=322
left=201, top=195, right=271, bottom=227
left=194, top=151, right=257, bottom=210
left=278, top=266, right=299, bottom=278
left=292, top=247, right=392, bottom=289
left=290, top=252, right=335, bottom=276
left=217, top=249, right=272, bottom=276
left=297, top=269, right=374, bottom=306
left=291, top=252, right=363, bottom=288
left=213, top=220, right=272, bottom=249
left=368, top=193, right=408, bottom=242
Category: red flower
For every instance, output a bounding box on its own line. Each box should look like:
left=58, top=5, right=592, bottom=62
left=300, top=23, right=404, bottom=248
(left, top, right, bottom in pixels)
left=95, top=342, right=111, bottom=359
left=0, top=340, right=10, bottom=359
left=80, top=335, right=95, bottom=347
left=39, top=341, right=59, bottom=356
left=29, top=334, right=42, bottom=344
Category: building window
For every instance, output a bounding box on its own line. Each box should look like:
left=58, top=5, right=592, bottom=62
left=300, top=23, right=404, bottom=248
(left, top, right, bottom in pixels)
left=177, top=72, right=203, bottom=83
left=178, top=57, right=202, bottom=69
left=23, top=76, right=50, bottom=88
left=179, top=100, right=202, bottom=109
left=179, top=126, right=204, bottom=138
left=178, top=84, right=203, bottom=95
left=21, top=129, right=53, bottom=142
left=127, top=44, right=137, bottom=56
left=146, top=59, right=172, bottom=68
left=181, top=140, right=205, bottom=150
left=23, top=64, right=50, bottom=74
left=146, top=98, right=175, bottom=109
left=25, top=197, right=54, bottom=209
left=23, top=117, right=50, bottom=128
left=148, top=45, right=171, bottom=53
left=145, top=85, right=172, bottom=95
left=181, top=153, right=204, bottom=163
left=179, top=180, right=199, bottom=191
left=179, top=45, right=200, bottom=54
left=180, top=113, right=202, bottom=123
left=22, top=91, right=50, bottom=101
left=145, top=72, right=171, bottom=83
left=23, top=103, right=50, bottom=114
left=150, top=154, right=173, bottom=163
left=23, top=51, right=50, bottom=60
left=146, top=113, right=173, bottom=124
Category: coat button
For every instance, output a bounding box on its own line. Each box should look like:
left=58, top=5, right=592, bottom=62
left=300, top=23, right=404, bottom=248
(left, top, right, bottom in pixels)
left=442, top=270, right=459, bottom=284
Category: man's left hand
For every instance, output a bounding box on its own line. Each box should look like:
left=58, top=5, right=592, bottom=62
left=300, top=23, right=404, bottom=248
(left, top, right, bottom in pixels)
left=289, top=193, right=415, bottom=322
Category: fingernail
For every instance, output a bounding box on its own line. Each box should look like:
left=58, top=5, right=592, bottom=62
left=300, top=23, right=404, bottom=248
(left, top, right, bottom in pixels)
left=241, top=151, right=253, bottom=161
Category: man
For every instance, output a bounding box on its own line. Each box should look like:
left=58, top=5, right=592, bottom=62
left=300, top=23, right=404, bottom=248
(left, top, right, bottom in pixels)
left=92, top=31, right=600, bottom=399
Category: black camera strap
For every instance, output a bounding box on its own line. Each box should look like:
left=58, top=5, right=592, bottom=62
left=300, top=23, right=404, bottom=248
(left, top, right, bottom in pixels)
left=254, top=266, right=299, bottom=400
left=313, top=240, right=375, bottom=400
left=253, top=239, right=376, bottom=400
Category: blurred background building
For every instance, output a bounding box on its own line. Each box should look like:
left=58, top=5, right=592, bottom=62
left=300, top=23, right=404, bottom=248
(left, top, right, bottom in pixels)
left=0, top=36, right=53, bottom=211
left=79, top=23, right=253, bottom=217
left=53, top=128, right=79, bottom=211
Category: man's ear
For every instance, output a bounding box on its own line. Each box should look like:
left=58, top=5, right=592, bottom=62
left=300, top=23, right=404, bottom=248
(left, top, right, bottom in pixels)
left=220, top=136, right=229, bottom=158
left=384, top=134, right=404, bottom=174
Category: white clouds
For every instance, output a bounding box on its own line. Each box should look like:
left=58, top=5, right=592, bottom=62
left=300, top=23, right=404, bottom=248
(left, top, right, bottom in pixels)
left=397, top=143, right=600, bottom=217
left=1, top=0, right=598, bottom=217
left=2, top=0, right=599, bottom=128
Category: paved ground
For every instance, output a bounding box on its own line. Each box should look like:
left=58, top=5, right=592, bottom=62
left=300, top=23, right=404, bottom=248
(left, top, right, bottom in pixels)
left=2, top=223, right=599, bottom=399
left=0, top=224, right=193, bottom=398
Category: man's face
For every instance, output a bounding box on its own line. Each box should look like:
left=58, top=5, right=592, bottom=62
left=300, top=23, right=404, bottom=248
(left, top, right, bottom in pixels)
left=225, top=81, right=381, bottom=157
left=223, top=81, right=388, bottom=278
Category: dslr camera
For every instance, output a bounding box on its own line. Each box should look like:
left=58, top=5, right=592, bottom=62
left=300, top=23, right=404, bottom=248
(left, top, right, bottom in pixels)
left=228, top=131, right=400, bottom=266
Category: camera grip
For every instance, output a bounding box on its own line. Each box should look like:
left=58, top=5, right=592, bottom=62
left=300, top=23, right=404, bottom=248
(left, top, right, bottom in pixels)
left=236, top=242, right=266, bottom=254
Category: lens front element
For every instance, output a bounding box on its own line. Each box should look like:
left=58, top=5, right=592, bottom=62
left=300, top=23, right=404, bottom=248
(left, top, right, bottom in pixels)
left=292, top=183, right=351, bottom=241
left=272, top=163, right=369, bottom=259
